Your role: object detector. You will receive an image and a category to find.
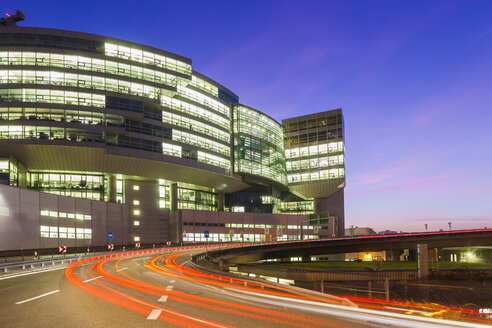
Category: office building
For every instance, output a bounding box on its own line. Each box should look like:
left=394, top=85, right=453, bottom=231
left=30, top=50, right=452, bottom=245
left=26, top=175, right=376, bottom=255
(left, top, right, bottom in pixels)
left=0, top=13, right=345, bottom=251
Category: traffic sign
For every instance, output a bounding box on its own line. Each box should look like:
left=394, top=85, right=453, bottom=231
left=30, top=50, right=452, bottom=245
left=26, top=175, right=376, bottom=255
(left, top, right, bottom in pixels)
left=59, top=246, right=67, bottom=253
left=108, top=244, right=114, bottom=250
left=204, top=230, right=209, bottom=238
left=135, top=243, right=140, bottom=248
left=108, top=232, right=113, bottom=239
left=166, top=241, right=171, bottom=246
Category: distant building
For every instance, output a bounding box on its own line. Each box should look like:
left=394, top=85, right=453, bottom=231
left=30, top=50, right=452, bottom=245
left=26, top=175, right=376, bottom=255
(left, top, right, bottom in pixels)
left=345, top=227, right=377, bottom=236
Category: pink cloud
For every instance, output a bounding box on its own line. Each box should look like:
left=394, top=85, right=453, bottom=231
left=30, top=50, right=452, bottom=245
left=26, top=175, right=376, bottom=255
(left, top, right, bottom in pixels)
left=472, top=26, right=492, bottom=41
left=346, top=173, right=457, bottom=197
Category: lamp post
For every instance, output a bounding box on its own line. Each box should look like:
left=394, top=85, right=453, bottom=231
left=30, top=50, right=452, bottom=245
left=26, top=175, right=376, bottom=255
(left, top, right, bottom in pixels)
left=299, top=218, right=315, bottom=241
left=448, top=222, right=452, bottom=231
left=425, top=224, right=428, bottom=232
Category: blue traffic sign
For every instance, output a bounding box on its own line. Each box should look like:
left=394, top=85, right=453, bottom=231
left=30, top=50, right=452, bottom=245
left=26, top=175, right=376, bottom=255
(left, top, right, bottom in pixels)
left=204, top=230, right=209, bottom=238
left=108, top=232, right=113, bottom=239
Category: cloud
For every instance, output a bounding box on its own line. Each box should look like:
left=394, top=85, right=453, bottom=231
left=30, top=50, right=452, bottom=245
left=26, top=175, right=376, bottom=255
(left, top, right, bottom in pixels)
left=472, top=26, right=492, bottom=41
left=289, top=45, right=329, bottom=71
left=346, top=173, right=456, bottom=197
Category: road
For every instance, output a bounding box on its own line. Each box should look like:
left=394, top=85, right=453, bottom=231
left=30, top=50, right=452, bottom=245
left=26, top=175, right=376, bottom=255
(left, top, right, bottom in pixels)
left=0, top=246, right=490, bottom=327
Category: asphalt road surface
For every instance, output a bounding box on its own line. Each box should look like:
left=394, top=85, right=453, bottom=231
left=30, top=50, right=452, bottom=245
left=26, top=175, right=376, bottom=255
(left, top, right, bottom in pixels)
left=0, top=246, right=490, bottom=328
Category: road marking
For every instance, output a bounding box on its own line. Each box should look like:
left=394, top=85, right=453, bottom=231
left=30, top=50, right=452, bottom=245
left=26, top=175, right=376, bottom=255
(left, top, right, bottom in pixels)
left=15, top=290, right=60, bottom=304
left=0, top=266, right=66, bottom=280
left=147, top=309, right=162, bottom=320
left=166, top=285, right=173, bottom=291
left=83, top=276, right=102, bottom=282
left=116, top=267, right=128, bottom=272
left=158, top=295, right=168, bottom=302
left=170, top=279, right=175, bottom=283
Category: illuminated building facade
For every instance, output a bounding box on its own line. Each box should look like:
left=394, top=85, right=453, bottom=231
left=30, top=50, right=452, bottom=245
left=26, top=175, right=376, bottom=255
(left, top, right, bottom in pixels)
left=0, top=18, right=345, bottom=251
left=282, top=109, right=346, bottom=237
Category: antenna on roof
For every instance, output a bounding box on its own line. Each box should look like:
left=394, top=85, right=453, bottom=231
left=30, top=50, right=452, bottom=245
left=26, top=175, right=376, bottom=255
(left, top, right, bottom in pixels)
left=0, top=10, right=25, bottom=27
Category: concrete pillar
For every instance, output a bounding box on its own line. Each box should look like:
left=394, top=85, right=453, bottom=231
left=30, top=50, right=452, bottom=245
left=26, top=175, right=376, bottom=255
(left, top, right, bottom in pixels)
left=217, top=192, right=225, bottom=211
left=108, top=175, right=116, bottom=203
left=169, top=209, right=182, bottom=245
left=417, top=244, right=429, bottom=279
left=170, top=183, right=178, bottom=211
left=219, top=259, right=229, bottom=272
left=313, top=197, right=320, bottom=216
left=384, top=278, right=390, bottom=301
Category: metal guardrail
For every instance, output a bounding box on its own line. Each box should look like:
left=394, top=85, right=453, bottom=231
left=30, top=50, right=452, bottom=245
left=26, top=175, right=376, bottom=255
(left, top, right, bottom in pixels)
left=0, top=244, right=221, bottom=274
left=0, top=256, right=80, bottom=273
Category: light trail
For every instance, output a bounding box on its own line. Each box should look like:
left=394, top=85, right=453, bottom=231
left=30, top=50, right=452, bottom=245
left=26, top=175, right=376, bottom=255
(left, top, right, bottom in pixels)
left=107, top=255, right=343, bottom=327
left=64, top=246, right=492, bottom=327
left=151, top=251, right=491, bottom=323
left=66, top=252, right=235, bottom=328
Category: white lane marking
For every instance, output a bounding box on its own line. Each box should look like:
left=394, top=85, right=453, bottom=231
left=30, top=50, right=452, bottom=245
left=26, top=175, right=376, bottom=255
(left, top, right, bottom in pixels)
left=169, top=280, right=175, bottom=283
left=166, top=285, right=173, bottom=291
left=15, top=290, right=60, bottom=304
left=83, top=276, right=102, bottom=282
left=116, top=267, right=128, bottom=272
left=225, top=288, right=489, bottom=328
left=0, top=266, right=66, bottom=280
left=158, top=295, right=168, bottom=302
left=147, top=309, right=162, bottom=320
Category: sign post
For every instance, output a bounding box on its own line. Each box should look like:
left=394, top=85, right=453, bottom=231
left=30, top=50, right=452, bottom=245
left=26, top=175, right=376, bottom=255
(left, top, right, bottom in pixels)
left=204, top=230, right=209, bottom=253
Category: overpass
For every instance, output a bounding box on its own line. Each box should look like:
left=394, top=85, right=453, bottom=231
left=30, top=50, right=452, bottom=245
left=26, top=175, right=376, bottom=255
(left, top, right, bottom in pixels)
left=206, top=229, right=492, bottom=264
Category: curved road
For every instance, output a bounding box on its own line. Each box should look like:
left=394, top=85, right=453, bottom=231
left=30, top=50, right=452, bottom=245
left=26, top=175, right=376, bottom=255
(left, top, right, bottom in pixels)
left=0, top=246, right=490, bottom=327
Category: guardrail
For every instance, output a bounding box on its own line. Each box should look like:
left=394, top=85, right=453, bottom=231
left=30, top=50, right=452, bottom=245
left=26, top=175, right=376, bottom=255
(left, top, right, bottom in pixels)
left=0, top=256, right=80, bottom=273
left=236, top=264, right=418, bottom=282
left=0, top=244, right=230, bottom=274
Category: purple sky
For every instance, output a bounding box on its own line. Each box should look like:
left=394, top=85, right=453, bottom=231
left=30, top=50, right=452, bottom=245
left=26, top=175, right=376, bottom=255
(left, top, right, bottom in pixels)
left=5, top=0, right=492, bottom=232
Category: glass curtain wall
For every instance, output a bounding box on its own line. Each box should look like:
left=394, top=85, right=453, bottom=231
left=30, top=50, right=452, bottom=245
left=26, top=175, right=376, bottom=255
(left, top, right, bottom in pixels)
left=233, top=105, right=287, bottom=186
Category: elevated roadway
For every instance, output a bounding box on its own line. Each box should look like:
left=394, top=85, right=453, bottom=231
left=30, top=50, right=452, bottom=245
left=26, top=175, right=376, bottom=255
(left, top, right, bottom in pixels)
left=206, top=229, right=492, bottom=264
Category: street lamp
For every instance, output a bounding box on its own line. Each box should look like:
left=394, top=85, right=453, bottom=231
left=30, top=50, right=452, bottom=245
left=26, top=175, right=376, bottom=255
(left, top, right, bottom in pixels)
left=425, top=224, right=428, bottom=232
left=299, top=217, right=316, bottom=241
left=448, top=222, right=452, bottom=231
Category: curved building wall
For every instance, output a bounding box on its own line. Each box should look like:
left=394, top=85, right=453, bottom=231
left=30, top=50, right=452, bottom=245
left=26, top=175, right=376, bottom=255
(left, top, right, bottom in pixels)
left=233, top=104, right=287, bottom=186
left=0, top=27, right=247, bottom=192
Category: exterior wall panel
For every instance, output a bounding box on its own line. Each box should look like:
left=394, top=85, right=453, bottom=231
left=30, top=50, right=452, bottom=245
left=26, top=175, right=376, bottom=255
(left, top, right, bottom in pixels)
left=19, top=188, right=40, bottom=250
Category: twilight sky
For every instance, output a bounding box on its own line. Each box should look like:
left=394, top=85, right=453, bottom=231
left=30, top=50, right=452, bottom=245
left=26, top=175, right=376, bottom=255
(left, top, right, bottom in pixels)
left=5, top=0, right=492, bottom=232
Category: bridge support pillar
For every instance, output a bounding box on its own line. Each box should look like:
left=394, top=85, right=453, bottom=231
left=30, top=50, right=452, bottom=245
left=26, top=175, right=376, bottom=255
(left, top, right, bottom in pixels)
left=417, top=243, right=429, bottom=279
left=218, top=259, right=229, bottom=272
